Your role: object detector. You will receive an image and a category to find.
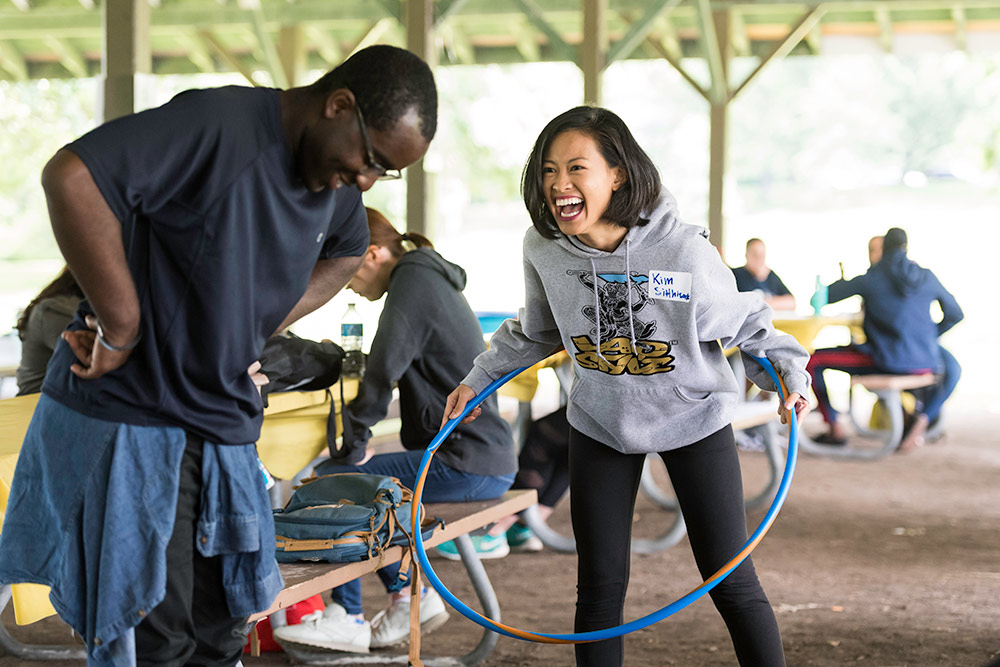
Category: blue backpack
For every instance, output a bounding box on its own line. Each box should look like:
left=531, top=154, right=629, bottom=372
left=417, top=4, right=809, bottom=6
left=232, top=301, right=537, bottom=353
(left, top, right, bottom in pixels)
left=273, top=473, right=438, bottom=566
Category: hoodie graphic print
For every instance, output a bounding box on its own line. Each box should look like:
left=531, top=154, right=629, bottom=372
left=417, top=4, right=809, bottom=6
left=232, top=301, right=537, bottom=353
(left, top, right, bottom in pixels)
left=462, top=188, right=811, bottom=455
left=568, top=270, right=674, bottom=376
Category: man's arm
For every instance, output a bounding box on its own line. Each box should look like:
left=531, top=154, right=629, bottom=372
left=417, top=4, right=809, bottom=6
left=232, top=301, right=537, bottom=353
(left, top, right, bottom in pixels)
left=934, top=278, right=964, bottom=337
left=42, top=148, right=140, bottom=378
left=274, top=254, right=364, bottom=333
left=765, top=293, right=796, bottom=311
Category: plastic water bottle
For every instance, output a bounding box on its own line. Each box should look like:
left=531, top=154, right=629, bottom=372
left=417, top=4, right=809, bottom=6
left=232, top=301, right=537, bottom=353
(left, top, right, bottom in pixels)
left=257, top=457, right=275, bottom=490
left=809, top=275, right=828, bottom=315
left=340, top=303, right=365, bottom=378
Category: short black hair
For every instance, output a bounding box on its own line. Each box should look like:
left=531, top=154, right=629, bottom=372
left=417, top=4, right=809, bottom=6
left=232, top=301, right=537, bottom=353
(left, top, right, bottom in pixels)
left=311, top=45, right=437, bottom=143
left=884, top=227, right=908, bottom=254
left=521, top=106, right=661, bottom=239
left=746, top=238, right=763, bottom=250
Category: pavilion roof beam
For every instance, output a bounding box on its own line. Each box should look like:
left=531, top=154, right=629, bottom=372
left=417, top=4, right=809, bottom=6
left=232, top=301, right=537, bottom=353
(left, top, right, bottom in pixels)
left=514, top=17, right=541, bottom=61
left=441, top=22, right=475, bottom=63
left=0, top=40, right=28, bottom=80
left=694, top=0, right=729, bottom=104
left=44, top=36, right=89, bottom=78
left=434, top=0, right=470, bottom=27
left=805, top=22, right=823, bottom=52
left=731, top=5, right=828, bottom=100
left=305, top=25, right=342, bottom=67
left=247, top=4, right=287, bottom=87
left=198, top=29, right=259, bottom=86
left=875, top=5, right=894, bottom=50
left=375, top=0, right=401, bottom=23
left=607, top=0, right=683, bottom=64
left=511, top=0, right=575, bottom=61
left=645, top=34, right=710, bottom=101
left=952, top=5, right=967, bottom=48
left=277, top=24, right=305, bottom=86
left=175, top=29, right=216, bottom=72
left=346, top=17, right=396, bottom=58
left=651, top=14, right=683, bottom=62
left=731, top=8, right=752, bottom=56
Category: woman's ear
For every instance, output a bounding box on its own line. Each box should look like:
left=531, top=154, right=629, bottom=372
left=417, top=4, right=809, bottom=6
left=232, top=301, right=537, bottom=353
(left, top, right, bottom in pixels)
left=612, top=167, right=627, bottom=191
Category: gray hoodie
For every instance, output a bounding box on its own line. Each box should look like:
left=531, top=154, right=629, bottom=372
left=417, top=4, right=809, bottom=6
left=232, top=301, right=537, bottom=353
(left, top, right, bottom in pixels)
left=462, top=189, right=810, bottom=454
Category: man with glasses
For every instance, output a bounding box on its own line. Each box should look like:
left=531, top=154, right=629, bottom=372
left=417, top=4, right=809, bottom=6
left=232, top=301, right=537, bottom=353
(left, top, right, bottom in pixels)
left=0, top=45, right=436, bottom=666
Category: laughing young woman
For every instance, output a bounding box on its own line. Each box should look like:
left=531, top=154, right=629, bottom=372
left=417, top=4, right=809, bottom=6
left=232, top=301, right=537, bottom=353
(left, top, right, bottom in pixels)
left=444, top=107, right=811, bottom=667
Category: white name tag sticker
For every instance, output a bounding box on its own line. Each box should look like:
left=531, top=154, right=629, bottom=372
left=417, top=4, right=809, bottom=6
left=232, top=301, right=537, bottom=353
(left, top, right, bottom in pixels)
left=649, top=270, right=692, bottom=302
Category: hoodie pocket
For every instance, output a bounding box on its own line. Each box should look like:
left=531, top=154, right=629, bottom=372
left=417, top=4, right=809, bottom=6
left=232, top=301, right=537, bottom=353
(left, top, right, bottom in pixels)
left=673, top=386, right=712, bottom=404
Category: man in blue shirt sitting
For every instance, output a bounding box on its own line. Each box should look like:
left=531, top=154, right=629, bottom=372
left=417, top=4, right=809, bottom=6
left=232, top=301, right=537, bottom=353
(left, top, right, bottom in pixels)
left=0, top=45, right=437, bottom=666
left=730, top=238, right=796, bottom=311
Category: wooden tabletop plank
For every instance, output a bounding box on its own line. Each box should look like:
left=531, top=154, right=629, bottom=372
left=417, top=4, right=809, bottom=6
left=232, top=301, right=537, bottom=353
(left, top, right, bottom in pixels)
left=250, top=489, right=537, bottom=621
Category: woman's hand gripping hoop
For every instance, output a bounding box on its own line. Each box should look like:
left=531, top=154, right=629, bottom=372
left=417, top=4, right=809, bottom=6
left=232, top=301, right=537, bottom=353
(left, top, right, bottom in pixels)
left=412, top=354, right=798, bottom=644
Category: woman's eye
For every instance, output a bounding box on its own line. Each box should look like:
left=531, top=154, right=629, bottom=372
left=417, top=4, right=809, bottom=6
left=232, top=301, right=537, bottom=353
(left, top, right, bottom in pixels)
left=542, top=166, right=555, bottom=174
left=569, top=165, right=584, bottom=171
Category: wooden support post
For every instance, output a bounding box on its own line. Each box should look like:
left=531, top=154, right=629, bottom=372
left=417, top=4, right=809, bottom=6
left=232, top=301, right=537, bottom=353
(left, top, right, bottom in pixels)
left=102, top=0, right=150, bottom=122
left=706, top=10, right=730, bottom=248
left=581, top=0, right=607, bottom=105
left=405, top=0, right=434, bottom=237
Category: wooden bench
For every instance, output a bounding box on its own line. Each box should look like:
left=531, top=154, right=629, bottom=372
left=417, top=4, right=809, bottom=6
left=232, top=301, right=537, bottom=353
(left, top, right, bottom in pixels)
left=254, top=489, right=537, bottom=666
left=523, top=400, right=785, bottom=555
left=801, top=373, right=938, bottom=460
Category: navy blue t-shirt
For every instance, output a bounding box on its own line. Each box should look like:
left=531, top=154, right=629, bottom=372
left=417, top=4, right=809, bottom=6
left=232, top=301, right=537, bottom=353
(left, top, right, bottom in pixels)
left=731, top=266, right=791, bottom=297
left=43, top=86, right=368, bottom=444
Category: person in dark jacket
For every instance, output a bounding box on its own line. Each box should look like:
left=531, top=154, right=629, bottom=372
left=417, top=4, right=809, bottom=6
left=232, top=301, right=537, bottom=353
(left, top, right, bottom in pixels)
left=807, top=227, right=963, bottom=449
left=273, top=208, right=516, bottom=654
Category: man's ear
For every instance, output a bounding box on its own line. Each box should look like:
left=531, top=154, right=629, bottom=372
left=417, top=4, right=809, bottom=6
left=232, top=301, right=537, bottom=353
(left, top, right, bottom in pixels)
left=324, top=88, right=355, bottom=120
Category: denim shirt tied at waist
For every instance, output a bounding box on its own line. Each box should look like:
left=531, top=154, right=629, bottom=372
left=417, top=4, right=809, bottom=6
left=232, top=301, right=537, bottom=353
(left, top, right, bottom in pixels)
left=0, top=394, right=283, bottom=666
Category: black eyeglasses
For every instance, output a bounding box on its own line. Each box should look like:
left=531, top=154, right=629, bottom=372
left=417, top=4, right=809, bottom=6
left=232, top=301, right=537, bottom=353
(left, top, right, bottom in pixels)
left=354, top=102, right=402, bottom=181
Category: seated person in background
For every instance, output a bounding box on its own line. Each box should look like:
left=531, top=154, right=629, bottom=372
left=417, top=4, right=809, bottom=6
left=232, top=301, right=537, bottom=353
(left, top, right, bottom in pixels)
left=807, top=227, right=963, bottom=450
left=274, top=208, right=517, bottom=654
left=14, top=266, right=83, bottom=395
left=868, top=235, right=883, bottom=267
left=867, top=232, right=961, bottom=445
left=731, top=238, right=796, bottom=311
left=479, top=405, right=571, bottom=554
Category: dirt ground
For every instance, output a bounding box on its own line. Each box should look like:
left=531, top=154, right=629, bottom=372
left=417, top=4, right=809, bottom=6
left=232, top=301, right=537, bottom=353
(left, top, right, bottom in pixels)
left=3, top=408, right=998, bottom=667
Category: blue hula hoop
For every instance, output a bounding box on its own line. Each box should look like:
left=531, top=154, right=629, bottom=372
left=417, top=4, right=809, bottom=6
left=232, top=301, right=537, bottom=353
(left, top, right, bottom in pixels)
left=411, top=353, right=798, bottom=643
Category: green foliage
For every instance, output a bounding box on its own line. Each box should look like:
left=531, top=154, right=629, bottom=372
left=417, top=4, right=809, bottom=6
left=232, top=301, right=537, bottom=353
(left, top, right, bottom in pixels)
left=0, top=78, right=99, bottom=259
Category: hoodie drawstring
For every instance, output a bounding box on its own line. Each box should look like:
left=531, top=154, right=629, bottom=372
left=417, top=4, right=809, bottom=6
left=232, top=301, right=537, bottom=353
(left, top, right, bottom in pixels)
left=625, top=239, right=637, bottom=352
left=590, top=258, right=607, bottom=363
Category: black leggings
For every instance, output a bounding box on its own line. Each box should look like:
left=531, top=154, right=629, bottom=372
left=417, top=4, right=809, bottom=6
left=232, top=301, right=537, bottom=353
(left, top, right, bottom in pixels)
left=569, top=425, right=785, bottom=667
left=513, top=406, right=571, bottom=507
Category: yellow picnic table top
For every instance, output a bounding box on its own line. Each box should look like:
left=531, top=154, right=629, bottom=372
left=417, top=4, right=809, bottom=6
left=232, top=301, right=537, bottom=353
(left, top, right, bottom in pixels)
left=0, top=393, right=57, bottom=625
left=772, top=312, right=863, bottom=353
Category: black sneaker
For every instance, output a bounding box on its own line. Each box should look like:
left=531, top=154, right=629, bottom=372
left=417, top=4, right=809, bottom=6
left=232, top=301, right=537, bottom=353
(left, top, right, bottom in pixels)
left=812, top=432, right=848, bottom=446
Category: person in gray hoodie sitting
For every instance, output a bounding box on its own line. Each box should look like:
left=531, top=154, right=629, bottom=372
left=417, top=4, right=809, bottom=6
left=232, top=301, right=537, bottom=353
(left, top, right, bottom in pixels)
left=444, top=107, right=811, bottom=667
left=273, top=207, right=516, bottom=654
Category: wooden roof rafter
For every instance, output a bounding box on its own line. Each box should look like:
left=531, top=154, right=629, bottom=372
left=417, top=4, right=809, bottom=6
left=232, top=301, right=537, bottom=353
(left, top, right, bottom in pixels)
left=0, top=0, right=998, bottom=82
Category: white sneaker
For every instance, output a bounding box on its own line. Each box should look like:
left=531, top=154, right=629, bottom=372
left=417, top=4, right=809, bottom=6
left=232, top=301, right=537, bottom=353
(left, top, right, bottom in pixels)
left=272, top=603, right=371, bottom=653
left=370, top=588, right=450, bottom=649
